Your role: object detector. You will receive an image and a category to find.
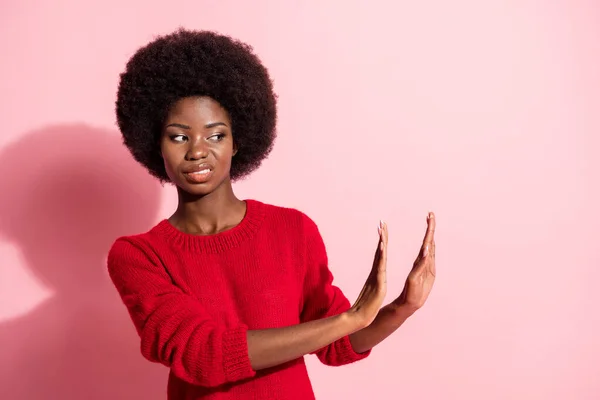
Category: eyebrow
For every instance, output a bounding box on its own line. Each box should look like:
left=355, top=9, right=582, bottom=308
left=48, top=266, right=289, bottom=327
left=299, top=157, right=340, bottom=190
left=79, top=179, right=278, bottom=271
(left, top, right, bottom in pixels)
left=165, top=122, right=228, bottom=129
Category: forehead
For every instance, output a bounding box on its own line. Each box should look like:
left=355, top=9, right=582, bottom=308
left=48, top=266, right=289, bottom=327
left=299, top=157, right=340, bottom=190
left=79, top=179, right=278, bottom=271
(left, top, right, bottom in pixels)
left=166, top=96, right=230, bottom=124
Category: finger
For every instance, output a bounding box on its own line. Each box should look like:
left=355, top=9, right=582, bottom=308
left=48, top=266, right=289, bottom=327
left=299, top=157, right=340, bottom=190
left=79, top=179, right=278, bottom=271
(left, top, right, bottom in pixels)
left=375, top=220, right=383, bottom=252
left=372, top=221, right=383, bottom=268
left=424, top=212, right=436, bottom=244
left=376, top=220, right=388, bottom=248
left=382, top=221, right=389, bottom=248
left=421, top=212, right=436, bottom=256
left=381, top=223, right=388, bottom=266
left=375, top=223, right=388, bottom=283
left=370, top=221, right=385, bottom=281
left=378, top=244, right=387, bottom=284
left=430, top=239, right=436, bottom=274
left=414, top=244, right=437, bottom=277
left=377, top=224, right=387, bottom=267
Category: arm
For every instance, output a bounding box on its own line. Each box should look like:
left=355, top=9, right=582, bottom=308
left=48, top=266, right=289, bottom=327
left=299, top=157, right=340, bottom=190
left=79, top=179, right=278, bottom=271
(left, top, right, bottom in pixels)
left=349, top=303, right=414, bottom=354
left=299, top=215, right=375, bottom=366
left=108, top=237, right=367, bottom=387
left=247, top=312, right=361, bottom=370
left=107, top=238, right=253, bottom=388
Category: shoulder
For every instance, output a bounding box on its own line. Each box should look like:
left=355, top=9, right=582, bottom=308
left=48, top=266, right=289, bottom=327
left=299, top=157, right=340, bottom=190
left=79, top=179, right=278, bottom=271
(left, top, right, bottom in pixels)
left=253, top=200, right=319, bottom=231
left=252, top=200, right=320, bottom=236
left=107, top=222, right=166, bottom=266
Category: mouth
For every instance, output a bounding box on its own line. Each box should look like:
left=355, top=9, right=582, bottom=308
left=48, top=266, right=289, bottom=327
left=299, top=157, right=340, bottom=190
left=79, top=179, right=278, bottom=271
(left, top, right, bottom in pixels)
left=183, top=164, right=214, bottom=184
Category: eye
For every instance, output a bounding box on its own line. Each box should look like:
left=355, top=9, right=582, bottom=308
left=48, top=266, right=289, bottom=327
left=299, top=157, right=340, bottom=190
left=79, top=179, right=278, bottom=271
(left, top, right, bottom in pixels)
left=208, top=133, right=226, bottom=142
left=169, top=134, right=187, bottom=143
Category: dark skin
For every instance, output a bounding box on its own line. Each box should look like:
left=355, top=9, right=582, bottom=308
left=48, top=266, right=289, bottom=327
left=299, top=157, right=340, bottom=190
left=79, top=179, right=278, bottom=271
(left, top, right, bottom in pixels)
left=160, top=96, right=436, bottom=369
left=161, top=96, right=246, bottom=235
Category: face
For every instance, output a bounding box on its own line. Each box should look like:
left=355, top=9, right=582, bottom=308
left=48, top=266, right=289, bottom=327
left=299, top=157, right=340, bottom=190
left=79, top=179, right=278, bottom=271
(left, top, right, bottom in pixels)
left=160, top=96, right=237, bottom=196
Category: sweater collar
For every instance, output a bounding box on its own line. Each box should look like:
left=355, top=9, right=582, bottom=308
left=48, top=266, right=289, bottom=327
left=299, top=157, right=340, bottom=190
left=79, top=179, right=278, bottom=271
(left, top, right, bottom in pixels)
left=153, top=199, right=265, bottom=253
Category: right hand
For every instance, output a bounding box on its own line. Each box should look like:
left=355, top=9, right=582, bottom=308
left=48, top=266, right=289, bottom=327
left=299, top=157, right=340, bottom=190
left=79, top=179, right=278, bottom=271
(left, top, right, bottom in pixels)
left=348, top=221, right=388, bottom=329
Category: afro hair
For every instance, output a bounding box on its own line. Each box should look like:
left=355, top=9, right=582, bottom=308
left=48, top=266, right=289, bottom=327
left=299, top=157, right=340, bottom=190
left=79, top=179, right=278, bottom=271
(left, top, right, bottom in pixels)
left=115, top=28, right=277, bottom=182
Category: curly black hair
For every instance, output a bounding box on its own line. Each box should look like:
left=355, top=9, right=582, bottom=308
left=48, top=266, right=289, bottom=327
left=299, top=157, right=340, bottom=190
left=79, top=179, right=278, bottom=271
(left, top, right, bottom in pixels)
left=115, top=28, right=277, bottom=182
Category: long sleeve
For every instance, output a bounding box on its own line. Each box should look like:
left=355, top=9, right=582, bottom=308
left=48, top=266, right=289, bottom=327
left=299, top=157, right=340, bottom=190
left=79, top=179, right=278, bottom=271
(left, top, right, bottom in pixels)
left=107, top=237, right=256, bottom=388
left=299, top=215, right=371, bottom=366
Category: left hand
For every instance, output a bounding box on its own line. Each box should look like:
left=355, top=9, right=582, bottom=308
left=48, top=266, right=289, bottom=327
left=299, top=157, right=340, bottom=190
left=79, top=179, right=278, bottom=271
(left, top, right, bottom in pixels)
left=394, top=212, right=436, bottom=313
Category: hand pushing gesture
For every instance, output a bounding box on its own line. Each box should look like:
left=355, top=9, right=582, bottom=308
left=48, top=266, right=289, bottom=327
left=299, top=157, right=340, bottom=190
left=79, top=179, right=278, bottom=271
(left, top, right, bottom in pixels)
left=349, top=221, right=389, bottom=328
left=346, top=213, right=436, bottom=354
left=242, top=215, right=436, bottom=370
left=394, top=212, right=436, bottom=312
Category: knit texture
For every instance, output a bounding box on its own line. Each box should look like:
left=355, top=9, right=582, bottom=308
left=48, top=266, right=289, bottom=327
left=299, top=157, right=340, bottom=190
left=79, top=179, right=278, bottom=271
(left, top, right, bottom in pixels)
left=107, top=199, right=370, bottom=399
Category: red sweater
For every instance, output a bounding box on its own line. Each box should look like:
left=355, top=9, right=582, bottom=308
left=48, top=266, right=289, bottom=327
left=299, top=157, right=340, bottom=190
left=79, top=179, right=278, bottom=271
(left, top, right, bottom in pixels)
left=107, top=199, right=370, bottom=399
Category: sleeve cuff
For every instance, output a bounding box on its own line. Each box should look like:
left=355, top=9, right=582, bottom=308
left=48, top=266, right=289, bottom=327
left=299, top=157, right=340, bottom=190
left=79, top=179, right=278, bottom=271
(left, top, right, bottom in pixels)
left=222, top=325, right=256, bottom=382
left=335, top=334, right=372, bottom=364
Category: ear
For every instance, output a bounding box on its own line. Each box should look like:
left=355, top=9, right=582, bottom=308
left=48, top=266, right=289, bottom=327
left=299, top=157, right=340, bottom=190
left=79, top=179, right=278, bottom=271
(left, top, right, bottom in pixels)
left=232, top=141, right=238, bottom=157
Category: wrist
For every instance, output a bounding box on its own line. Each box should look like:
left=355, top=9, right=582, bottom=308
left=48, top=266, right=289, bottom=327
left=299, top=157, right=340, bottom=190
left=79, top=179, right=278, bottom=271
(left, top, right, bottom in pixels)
left=389, top=301, right=418, bottom=319
left=341, top=310, right=370, bottom=333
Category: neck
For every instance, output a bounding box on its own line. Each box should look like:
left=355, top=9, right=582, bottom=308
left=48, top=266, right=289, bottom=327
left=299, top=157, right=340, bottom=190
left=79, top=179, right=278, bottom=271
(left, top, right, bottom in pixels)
left=170, top=180, right=246, bottom=235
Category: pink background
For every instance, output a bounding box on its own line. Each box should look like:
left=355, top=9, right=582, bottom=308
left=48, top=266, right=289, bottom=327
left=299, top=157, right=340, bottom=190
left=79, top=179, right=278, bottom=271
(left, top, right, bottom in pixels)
left=1, top=1, right=599, bottom=399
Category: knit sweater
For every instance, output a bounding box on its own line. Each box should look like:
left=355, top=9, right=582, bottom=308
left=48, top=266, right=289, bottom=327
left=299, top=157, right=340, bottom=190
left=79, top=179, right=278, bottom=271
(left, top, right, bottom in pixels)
left=107, top=199, right=370, bottom=399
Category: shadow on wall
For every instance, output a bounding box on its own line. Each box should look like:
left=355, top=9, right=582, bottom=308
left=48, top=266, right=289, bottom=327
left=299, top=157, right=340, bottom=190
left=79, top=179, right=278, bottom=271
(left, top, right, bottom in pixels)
left=0, top=124, right=166, bottom=400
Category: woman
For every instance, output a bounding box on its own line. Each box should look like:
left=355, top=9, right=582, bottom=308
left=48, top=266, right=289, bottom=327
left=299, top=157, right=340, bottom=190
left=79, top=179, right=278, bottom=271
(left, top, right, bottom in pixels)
left=108, top=29, right=436, bottom=400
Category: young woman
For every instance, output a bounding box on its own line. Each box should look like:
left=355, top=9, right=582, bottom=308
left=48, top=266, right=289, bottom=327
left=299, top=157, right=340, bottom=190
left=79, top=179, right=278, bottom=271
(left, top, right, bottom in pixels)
left=108, top=29, right=436, bottom=400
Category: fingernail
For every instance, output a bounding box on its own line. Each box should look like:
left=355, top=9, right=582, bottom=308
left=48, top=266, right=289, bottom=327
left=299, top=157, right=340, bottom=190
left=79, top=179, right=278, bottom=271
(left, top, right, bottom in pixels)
left=423, top=245, right=429, bottom=256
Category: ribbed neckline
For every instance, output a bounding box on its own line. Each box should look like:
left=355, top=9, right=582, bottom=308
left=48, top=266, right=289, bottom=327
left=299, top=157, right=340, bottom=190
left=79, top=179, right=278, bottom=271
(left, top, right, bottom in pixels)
left=153, top=199, right=266, bottom=253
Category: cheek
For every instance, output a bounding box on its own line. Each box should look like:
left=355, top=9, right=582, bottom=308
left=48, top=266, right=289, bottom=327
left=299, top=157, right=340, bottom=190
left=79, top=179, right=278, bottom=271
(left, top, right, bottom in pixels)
left=160, top=146, right=179, bottom=178
left=216, top=143, right=234, bottom=167
left=223, top=150, right=235, bottom=172
left=163, top=158, right=175, bottom=177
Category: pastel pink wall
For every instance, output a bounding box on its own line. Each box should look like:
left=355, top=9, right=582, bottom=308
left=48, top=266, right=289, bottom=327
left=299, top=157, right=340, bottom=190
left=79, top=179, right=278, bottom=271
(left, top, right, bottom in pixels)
left=1, top=1, right=598, bottom=399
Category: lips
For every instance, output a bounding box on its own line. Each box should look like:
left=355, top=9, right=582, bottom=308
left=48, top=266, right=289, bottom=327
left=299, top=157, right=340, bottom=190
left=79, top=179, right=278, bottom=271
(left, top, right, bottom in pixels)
left=183, top=163, right=214, bottom=183
left=183, top=163, right=214, bottom=174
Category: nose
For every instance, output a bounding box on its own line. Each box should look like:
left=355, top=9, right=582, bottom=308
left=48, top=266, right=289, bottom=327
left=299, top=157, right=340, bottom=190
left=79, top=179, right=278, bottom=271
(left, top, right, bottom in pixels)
left=185, top=138, right=208, bottom=161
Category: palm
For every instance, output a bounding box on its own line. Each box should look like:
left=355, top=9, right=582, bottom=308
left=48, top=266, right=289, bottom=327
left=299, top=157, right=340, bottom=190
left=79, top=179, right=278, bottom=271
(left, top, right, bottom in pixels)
left=396, top=213, right=436, bottom=311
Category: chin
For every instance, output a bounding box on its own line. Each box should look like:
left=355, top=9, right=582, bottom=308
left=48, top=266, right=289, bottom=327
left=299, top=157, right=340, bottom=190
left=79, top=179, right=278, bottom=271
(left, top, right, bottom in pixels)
left=174, top=177, right=227, bottom=197
left=177, top=183, right=215, bottom=197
